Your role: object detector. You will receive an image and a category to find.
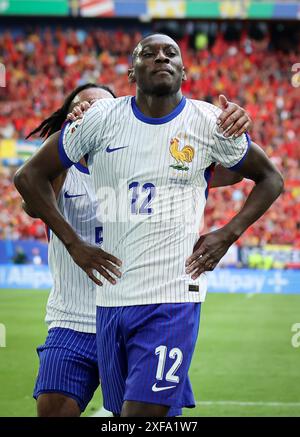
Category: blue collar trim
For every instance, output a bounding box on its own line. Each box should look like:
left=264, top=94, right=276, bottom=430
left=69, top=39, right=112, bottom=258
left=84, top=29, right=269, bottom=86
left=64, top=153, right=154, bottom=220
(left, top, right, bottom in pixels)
left=131, top=96, right=186, bottom=125
left=74, top=161, right=89, bottom=174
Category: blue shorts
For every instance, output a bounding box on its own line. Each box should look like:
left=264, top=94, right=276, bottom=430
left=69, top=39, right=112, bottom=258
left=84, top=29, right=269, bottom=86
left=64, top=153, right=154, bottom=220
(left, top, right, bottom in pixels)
left=33, top=328, right=99, bottom=412
left=96, top=303, right=201, bottom=416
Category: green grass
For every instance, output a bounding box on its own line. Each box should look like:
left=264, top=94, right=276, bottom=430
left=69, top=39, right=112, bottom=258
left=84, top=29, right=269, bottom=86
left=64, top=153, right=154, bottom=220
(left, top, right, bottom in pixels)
left=0, top=289, right=299, bottom=417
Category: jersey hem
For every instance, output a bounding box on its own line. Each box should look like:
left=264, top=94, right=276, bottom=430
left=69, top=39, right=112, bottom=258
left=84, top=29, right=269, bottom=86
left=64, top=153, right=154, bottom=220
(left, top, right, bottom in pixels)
left=47, top=321, right=96, bottom=334
left=95, top=294, right=206, bottom=307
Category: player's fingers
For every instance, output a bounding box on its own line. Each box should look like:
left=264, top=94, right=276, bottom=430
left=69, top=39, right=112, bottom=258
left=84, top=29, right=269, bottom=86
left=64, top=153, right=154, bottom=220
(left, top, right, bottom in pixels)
left=188, top=252, right=215, bottom=273
left=220, top=107, right=244, bottom=132
left=73, top=106, right=83, bottom=117
left=224, top=117, right=247, bottom=137
left=103, top=252, right=122, bottom=267
left=66, top=113, right=76, bottom=121
left=80, top=101, right=90, bottom=111
left=191, top=262, right=216, bottom=280
left=191, top=266, right=206, bottom=280
left=218, top=94, right=228, bottom=109
left=100, top=260, right=122, bottom=278
left=86, top=269, right=103, bottom=286
left=217, top=105, right=236, bottom=127
left=96, top=266, right=117, bottom=285
left=186, top=252, right=210, bottom=272
left=186, top=248, right=205, bottom=266
left=233, top=120, right=251, bottom=138
left=185, top=260, right=198, bottom=275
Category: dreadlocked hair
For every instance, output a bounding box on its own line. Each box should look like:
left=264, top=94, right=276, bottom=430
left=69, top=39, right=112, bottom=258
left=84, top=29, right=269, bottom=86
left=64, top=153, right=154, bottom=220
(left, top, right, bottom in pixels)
left=26, top=83, right=116, bottom=139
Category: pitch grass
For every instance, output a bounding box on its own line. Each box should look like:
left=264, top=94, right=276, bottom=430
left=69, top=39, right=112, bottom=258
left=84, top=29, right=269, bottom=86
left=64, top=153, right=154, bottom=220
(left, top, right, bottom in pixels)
left=0, top=289, right=299, bottom=417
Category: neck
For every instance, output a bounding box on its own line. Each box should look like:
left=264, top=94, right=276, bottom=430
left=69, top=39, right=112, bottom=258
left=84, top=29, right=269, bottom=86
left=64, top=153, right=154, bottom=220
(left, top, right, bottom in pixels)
left=135, top=90, right=183, bottom=118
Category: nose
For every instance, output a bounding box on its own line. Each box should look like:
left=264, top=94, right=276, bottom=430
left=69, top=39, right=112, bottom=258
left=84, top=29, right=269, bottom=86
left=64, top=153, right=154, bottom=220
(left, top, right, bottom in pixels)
left=154, top=50, right=170, bottom=63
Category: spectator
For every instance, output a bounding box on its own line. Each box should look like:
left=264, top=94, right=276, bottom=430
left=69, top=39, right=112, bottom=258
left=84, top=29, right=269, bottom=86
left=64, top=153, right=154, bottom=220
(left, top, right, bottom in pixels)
left=0, top=24, right=299, bottom=246
left=12, top=246, right=27, bottom=264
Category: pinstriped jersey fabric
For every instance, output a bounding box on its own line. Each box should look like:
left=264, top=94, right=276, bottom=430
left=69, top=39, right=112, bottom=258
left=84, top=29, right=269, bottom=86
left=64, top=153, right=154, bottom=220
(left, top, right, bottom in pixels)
left=61, top=96, right=249, bottom=307
left=46, top=165, right=102, bottom=333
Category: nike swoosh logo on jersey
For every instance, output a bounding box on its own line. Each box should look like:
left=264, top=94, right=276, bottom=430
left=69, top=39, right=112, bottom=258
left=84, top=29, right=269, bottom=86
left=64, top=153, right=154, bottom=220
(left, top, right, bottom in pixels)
left=106, top=145, right=129, bottom=153
left=64, top=191, right=86, bottom=199
left=151, top=383, right=176, bottom=392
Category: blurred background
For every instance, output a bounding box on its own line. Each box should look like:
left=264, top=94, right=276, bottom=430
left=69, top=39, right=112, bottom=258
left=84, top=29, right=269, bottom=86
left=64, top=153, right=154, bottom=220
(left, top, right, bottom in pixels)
left=0, top=0, right=299, bottom=417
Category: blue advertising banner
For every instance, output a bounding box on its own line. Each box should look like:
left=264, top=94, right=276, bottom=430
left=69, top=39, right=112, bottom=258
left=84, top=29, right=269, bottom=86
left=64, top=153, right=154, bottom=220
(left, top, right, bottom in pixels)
left=207, top=268, right=300, bottom=295
left=114, top=0, right=147, bottom=17
left=273, top=3, right=300, bottom=19
left=0, top=240, right=48, bottom=265
left=0, top=265, right=52, bottom=289
left=0, top=265, right=299, bottom=294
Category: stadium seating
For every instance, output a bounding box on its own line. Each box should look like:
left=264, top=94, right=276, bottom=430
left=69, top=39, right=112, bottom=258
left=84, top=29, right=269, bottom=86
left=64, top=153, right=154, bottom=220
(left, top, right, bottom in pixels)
left=0, top=26, right=299, bottom=246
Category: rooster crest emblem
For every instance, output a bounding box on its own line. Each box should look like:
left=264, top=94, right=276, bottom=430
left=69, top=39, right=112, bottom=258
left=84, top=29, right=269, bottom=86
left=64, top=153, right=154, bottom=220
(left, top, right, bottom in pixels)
left=169, top=137, right=195, bottom=171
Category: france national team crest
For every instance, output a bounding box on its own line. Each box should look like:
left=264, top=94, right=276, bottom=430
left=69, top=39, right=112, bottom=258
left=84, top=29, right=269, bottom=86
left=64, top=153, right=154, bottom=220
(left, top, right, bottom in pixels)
left=169, top=135, right=195, bottom=171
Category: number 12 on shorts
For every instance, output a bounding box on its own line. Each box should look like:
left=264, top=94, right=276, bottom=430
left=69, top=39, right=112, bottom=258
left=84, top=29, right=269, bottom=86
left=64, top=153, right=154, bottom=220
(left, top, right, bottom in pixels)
left=155, top=345, right=183, bottom=383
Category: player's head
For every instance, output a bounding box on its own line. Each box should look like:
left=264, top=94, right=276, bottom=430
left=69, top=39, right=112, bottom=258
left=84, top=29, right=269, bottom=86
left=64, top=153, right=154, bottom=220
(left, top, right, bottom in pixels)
left=128, top=33, right=186, bottom=97
left=27, top=83, right=116, bottom=139
left=68, top=84, right=115, bottom=113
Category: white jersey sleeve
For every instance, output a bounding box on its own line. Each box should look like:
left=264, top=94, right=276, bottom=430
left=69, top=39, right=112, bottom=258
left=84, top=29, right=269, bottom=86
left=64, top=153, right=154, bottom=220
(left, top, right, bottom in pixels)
left=212, top=127, right=250, bottom=169
left=196, top=101, right=250, bottom=170
left=59, top=101, right=105, bottom=166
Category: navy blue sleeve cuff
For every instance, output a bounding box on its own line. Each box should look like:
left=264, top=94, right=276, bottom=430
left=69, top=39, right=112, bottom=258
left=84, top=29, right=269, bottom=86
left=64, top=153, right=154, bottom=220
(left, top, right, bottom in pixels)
left=229, top=132, right=251, bottom=171
left=58, top=121, right=76, bottom=169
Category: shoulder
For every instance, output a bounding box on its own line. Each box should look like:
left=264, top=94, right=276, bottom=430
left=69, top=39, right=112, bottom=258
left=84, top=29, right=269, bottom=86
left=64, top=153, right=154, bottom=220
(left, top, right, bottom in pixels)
left=91, top=96, right=133, bottom=133
left=66, top=97, right=132, bottom=137
left=185, top=99, right=221, bottom=140
left=186, top=98, right=221, bottom=121
left=93, top=96, right=132, bottom=113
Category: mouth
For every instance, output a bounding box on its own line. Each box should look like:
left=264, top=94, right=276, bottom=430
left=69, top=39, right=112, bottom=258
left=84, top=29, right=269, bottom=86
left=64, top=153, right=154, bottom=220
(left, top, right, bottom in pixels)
left=152, top=69, right=173, bottom=75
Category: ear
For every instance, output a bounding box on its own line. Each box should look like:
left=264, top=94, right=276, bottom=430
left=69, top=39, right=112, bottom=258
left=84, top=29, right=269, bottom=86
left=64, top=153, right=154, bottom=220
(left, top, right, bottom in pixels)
left=182, top=66, right=187, bottom=82
left=128, top=68, right=136, bottom=83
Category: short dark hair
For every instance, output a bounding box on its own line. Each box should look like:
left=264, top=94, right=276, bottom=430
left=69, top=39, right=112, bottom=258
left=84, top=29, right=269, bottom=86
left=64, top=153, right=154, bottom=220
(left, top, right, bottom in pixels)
left=26, top=83, right=116, bottom=139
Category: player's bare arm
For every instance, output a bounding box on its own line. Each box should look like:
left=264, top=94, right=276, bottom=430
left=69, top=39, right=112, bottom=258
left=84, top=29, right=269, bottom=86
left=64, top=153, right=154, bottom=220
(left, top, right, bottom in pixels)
left=22, top=172, right=67, bottom=218
left=14, top=131, right=122, bottom=286
left=22, top=136, right=68, bottom=218
left=186, top=141, right=284, bottom=278
left=210, top=164, right=243, bottom=188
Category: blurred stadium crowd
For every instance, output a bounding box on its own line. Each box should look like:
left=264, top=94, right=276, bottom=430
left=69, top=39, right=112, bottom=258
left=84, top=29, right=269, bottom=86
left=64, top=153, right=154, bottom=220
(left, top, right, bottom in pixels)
left=0, top=22, right=299, bottom=247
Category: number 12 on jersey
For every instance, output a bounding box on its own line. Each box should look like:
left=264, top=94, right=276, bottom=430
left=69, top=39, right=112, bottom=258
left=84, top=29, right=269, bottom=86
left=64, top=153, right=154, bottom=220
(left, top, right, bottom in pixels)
left=129, top=181, right=156, bottom=215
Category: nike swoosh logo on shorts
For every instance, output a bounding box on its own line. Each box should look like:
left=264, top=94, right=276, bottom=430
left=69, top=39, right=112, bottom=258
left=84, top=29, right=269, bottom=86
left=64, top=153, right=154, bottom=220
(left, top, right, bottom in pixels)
left=106, top=145, right=128, bottom=153
left=151, top=383, right=176, bottom=392
left=64, top=191, right=86, bottom=199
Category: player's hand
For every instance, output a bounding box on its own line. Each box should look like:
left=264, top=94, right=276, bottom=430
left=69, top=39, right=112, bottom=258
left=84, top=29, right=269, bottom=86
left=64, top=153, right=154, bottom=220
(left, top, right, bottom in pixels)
left=66, top=100, right=96, bottom=122
left=185, top=229, right=234, bottom=279
left=217, top=94, right=252, bottom=138
left=67, top=239, right=122, bottom=286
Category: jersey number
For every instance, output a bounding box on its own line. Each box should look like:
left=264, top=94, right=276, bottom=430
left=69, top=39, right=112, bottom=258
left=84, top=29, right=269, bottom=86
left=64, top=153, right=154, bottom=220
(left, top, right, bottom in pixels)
left=155, top=345, right=183, bottom=383
left=129, top=182, right=156, bottom=215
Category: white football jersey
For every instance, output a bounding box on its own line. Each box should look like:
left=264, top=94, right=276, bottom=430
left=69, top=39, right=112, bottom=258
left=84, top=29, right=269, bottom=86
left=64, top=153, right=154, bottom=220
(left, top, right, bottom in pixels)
left=46, top=163, right=102, bottom=333
left=61, top=96, right=249, bottom=307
